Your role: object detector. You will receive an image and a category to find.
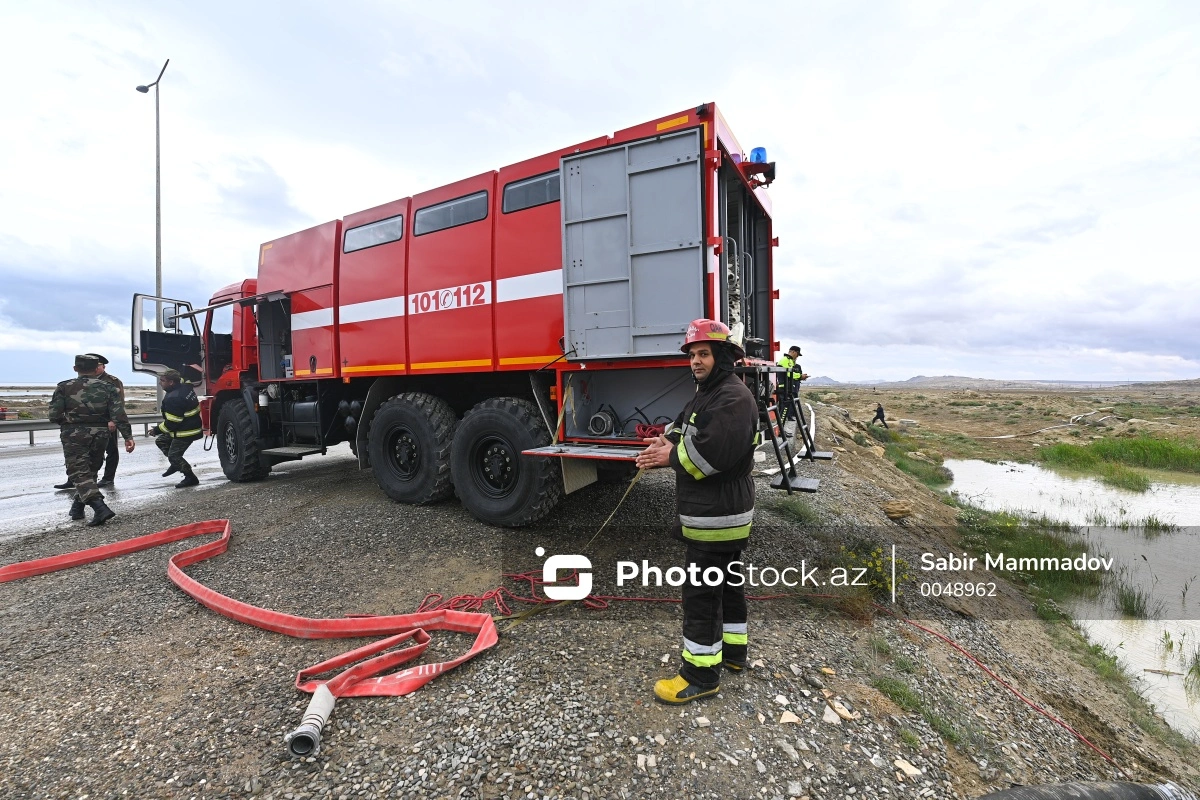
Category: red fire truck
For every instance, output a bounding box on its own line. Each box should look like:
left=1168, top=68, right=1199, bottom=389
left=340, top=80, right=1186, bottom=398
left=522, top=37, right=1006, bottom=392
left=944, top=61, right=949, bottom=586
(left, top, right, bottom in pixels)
left=132, top=102, right=782, bottom=527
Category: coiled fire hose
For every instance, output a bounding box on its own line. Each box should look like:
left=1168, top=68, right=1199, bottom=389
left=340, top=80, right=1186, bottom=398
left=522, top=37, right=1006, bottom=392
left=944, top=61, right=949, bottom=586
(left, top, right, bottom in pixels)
left=0, top=520, right=497, bottom=758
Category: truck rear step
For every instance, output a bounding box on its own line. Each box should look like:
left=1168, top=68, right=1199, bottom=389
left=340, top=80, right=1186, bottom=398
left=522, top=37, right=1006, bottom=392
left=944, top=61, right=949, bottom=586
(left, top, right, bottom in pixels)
left=262, top=446, right=324, bottom=461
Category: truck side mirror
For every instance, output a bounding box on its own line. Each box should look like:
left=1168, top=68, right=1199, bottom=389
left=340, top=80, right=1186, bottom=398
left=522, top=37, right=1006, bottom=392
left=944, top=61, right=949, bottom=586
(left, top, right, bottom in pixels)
left=162, top=305, right=177, bottom=330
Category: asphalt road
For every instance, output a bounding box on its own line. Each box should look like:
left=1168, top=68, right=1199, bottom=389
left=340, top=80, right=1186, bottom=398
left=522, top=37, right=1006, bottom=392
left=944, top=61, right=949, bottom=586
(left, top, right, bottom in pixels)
left=0, top=429, right=355, bottom=541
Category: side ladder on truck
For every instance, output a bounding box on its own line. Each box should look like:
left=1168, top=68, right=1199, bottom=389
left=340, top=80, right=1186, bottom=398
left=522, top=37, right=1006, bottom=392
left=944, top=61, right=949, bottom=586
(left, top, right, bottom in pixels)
left=747, top=368, right=832, bottom=494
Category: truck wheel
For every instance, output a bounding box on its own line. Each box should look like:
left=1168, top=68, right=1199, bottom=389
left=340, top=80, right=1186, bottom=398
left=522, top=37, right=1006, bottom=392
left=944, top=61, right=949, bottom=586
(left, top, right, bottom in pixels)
left=451, top=397, right=563, bottom=527
left=217, top=402, right=270, bottom=481
left=368, top=393, right=456, bottom=504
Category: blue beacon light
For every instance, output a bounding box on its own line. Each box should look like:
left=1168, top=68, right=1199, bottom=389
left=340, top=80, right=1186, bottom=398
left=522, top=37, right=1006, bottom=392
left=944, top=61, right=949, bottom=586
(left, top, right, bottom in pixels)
left=749, top=147, right=768, bottom=163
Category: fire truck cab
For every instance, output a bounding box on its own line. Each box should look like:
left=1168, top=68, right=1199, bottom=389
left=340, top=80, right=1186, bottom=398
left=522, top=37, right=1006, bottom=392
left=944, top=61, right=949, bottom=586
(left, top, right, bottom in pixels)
left=132, top=102, right=780, bottom=527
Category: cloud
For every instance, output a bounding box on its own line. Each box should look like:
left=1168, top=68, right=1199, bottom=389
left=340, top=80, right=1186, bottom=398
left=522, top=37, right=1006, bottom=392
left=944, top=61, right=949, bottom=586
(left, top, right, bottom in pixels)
left=1008, top=210, right=1100, bottom=243
left=1, top=1, right=1198, bottom=385
left=215, top=157, right=309, bottom=229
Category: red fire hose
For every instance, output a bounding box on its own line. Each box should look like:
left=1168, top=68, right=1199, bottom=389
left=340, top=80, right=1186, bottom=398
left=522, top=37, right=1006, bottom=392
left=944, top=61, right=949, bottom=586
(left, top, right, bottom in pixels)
left=0, top=520, right=497, bottom=755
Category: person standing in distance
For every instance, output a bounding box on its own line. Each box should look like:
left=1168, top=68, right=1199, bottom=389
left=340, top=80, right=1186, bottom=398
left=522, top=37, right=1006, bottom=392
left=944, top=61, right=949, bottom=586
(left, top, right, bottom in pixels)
left=636, top=319, right=759, bottom=704
left=48, top=354, right=135, bottom=525
left=155, top=369, right=202, bottom=487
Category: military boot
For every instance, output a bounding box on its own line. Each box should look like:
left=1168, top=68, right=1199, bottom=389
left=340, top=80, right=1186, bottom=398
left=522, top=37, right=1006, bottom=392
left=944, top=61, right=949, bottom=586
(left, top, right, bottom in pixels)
left=68, top=497, right=86, bottom=521
left=161, top=465, right=178, bottom=477
left=175, top=467, right=199, bottom=488
left=54, top=480, right=75, bottom=490
left=87, top=498, right=116, bottom=527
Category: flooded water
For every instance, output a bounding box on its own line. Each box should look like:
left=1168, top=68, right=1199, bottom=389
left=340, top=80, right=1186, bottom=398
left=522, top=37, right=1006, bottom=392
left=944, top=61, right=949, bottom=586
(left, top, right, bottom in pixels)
left=945, top=458, right=1200, bottom=740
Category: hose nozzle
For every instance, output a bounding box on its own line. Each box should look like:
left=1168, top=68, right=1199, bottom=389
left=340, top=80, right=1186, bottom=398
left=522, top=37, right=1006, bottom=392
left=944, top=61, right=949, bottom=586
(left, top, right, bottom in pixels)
left=284, top=684, right=336, bottom=758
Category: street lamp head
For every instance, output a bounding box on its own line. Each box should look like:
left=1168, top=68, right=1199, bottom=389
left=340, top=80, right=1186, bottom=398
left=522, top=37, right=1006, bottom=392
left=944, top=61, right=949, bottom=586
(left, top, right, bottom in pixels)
left=136, top=85, right=150, bottom=93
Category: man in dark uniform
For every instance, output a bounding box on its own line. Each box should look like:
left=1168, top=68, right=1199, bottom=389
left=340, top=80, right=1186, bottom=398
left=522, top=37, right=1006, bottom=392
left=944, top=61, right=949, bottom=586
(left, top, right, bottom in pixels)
left=636, top=319, right=759, bottom=704
left=52, top=352, right=125, bottom=489
left=155, top=369, right=202, bottom=487
left=776, top=345, right=808, bottom=426
left=870, top=403, right=889, bottom=429
left=48, top=354, right=135, bottom=525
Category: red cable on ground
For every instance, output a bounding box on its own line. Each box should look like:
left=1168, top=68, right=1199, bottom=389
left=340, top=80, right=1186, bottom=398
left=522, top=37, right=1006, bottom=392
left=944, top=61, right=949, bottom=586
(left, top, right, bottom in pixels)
left=0, top=520, right=497, bottom=699
left=873, top=603, right=1123, bottom=773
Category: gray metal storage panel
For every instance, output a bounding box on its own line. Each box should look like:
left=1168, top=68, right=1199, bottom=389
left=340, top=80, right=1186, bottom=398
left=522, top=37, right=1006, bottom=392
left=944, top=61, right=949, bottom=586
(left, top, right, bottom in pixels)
left=561, top=129, right=704, bottom=359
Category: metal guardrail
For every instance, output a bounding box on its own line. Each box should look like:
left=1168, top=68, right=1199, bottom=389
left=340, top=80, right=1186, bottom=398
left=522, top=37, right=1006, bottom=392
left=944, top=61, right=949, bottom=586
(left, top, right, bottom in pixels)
left=0, top=414, right=162, bottom=446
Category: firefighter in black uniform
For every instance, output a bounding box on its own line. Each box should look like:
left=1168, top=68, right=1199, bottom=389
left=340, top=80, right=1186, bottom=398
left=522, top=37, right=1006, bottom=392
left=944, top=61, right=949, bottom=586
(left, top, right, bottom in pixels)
left=636, top=319, right=759, bottom=704
left=155, top=369, right=202, bottom=487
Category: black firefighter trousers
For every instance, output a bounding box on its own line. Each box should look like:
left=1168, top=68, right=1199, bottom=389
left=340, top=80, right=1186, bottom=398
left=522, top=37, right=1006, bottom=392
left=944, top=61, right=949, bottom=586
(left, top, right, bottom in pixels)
left=680, top=546, right=748, bottom=688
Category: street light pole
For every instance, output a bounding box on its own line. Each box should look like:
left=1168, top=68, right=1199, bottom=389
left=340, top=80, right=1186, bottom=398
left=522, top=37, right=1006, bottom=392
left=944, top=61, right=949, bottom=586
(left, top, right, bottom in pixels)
left=137, top=59, right=169, bottom=409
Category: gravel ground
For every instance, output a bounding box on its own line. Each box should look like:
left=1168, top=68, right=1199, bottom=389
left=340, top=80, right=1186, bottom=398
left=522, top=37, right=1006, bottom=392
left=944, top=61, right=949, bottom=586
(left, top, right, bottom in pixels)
left=2, top=406, right=1197, bottom=799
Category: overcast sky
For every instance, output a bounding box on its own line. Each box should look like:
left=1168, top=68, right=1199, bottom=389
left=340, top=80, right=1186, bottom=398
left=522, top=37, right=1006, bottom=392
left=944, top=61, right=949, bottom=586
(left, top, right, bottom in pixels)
left=1, top=1, right=1197, bottom=385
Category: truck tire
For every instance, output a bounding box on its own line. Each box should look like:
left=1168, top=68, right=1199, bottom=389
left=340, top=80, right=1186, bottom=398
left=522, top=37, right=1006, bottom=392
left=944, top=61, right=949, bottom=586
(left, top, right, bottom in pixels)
left=217, top=402, right=270, bottom=481
left=451, top=397, right=563, bottom=527
left=368, top=393, right=456, bottom=505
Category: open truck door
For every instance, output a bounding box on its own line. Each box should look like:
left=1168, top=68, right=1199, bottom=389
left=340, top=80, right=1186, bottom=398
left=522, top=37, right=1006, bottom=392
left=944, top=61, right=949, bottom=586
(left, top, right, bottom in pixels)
left=131, top=293, right=203, bottom=384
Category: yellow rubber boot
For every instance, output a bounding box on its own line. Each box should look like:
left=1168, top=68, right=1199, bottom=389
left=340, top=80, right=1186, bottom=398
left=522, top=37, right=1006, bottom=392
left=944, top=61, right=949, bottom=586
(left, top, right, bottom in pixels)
left=653, top=674, right=719, bottom=704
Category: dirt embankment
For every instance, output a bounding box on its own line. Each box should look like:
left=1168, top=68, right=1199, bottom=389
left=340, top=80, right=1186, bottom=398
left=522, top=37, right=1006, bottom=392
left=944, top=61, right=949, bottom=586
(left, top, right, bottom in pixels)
left=0, top=390, right=1197, bottom=799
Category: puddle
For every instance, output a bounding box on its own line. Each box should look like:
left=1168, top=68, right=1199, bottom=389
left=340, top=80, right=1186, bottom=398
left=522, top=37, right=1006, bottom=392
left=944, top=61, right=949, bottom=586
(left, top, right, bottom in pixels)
left=944, top=458, right=1200, bottom=740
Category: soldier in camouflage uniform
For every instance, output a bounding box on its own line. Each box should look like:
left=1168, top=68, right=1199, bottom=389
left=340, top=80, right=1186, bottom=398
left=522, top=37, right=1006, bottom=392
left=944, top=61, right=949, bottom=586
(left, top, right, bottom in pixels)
left=52, top=352, right=125, bottom=490
left=48, top=354, right=136, bottom=526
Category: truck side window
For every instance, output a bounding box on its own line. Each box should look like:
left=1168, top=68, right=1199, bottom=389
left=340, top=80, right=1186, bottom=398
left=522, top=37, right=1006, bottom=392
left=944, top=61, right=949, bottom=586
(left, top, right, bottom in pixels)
left=414, top=191, right=488, bottom=235
left=502, top=171, right=560, bottom=213
left=344, top=214, right=404, bottom=253
left=208, top=304, right=235, bottom=379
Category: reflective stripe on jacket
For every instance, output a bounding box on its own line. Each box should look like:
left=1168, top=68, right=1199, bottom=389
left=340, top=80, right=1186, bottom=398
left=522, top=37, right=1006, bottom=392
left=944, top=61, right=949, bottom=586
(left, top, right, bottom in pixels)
left=158, top=384, right=202, bottom=440
left=777, top=355, right=804, bottom=382
left=666, top=370, right=759, bottom=551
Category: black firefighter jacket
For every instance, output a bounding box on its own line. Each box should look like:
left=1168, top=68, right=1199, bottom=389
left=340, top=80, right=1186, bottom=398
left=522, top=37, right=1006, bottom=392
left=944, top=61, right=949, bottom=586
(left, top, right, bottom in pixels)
left=666, top=369, right=759, bottom=552
left=158, top=383, right=202, bottom=440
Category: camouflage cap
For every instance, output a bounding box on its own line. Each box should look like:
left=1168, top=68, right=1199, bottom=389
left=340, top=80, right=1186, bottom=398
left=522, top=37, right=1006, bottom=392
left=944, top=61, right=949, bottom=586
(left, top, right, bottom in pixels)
left=74, top=354, right=100, bottom=371
left=84, top=352, right=109, bottom=364
left=160, top=369, right=183, bottom=382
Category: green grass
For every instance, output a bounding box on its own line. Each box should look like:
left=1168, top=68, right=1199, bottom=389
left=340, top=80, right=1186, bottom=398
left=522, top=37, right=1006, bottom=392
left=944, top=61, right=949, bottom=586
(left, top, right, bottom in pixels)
left=1114, top=578, right=1162, bottom=619
left=1141, top=515, right=1178, bottom=534
left=1035, top=436, right=1200, bottom=491
left=769, top=496, right=821, bottom=527
left=899, top=729, right=923, bottom=750
left=871, top=676, right=964, bottom=744
left=866, top=425, right=897, bottom=444
left=872, top=677, right=922, bottom=712
left=1097, top=463, right=1151, bottom=492
left=947, top=400, right=984, bottom=407
left=1042, top=436, right=1200, bottom=475
left=893, top=654, right=918, bottom=674
left=1112, top=402, right=1180, bottom=418
left=954, top=504, right=1103, bottom=601
left=884, top=443, right=954, bottom=488
left=923, top=713, right=964, bottom=745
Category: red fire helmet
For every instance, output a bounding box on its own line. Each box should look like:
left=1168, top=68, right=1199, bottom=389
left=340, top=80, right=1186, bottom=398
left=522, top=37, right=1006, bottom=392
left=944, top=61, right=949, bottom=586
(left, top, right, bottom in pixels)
left=681, top=318, right=745, bottom=360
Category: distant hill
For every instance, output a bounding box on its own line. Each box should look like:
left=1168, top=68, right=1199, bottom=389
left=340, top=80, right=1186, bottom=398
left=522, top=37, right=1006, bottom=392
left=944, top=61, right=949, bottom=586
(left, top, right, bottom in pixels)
left=834, top=375, right=1160, bottom=390
left=804, top=376, right=840, bottom=386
